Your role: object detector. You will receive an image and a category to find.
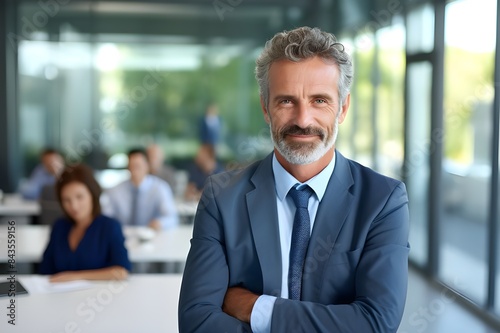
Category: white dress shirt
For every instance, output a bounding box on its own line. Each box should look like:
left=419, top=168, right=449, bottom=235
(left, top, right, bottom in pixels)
left=250, top=152, right=336, bottom=332
left=101, top=174, right=179, bottom=229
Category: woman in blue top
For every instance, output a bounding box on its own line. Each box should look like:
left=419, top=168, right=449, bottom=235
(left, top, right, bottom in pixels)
left=40, top=164, right=131, bottom=282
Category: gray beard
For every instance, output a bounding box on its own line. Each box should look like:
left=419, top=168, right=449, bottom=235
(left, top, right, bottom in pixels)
left=270, top=116, right=339, bottom=165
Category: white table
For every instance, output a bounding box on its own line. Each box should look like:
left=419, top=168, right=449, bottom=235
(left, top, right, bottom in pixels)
left=124, top=226, right=193, bottom=263
left=0, top=274, right=182, bottom=333
left=0, top=225, right=193, bottom=265
left=0, top=194, right=198, bottom=223
left=0, top=194, right=40, bottom=216
left=175, top=200, right=199, bottom=224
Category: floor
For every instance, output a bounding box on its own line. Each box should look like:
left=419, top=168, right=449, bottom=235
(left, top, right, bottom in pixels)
left=399, top=267, right=499, bottom=333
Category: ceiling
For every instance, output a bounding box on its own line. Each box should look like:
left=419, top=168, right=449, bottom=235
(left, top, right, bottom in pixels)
left=15, top=0, right=411, bottom=44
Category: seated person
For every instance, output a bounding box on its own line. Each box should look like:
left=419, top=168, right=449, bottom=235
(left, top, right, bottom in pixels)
left=102, top=148, right=179, bottom=231
left=146, top=143, right=177, bottom=193
left=20, top=148, right=64, bottom=200
left=185, top=144, right=224, bottom=201
left=39, top=164, right=131, bottom=282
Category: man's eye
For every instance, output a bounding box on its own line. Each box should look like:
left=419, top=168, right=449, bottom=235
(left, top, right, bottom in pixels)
left=315, top=99, right=326, bottom=104
left=280, top=99, right=292, bottom=104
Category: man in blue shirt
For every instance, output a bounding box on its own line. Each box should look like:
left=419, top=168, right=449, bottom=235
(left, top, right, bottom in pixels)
left=102, top=148, right=179, bottom=231
left=20, top=148, right=64, bottom=200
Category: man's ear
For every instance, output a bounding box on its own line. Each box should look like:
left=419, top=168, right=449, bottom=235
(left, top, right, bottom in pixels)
left=338, top=93, right=350, bottom=124
left=260, top=96, right=270, bottom=124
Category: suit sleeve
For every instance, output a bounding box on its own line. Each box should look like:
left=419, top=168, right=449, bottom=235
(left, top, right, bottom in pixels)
left=178, top=178, right=252, bottom=333
left=270, top=182, right=410, bottom=333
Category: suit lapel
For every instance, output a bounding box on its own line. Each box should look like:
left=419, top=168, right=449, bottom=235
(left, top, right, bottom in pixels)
left=246, top=154, right=282, bottom=296
left=302, top=151, right=354, bottom=299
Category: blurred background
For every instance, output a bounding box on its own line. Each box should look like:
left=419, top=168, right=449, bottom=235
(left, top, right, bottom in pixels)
left=1, top=0, right=500, bottom=331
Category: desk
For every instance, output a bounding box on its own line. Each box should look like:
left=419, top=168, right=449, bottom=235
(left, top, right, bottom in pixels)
left=0, top=194, right=40, bottom=217
left=0, top=225, right=193, bottom=265
left=0, top=274, right=182, bottom=333
left=0, top=194, right=198, bottom=224
left=175, top=200, right=198, bottom=224
left=124, top=226, right=193, bottom=263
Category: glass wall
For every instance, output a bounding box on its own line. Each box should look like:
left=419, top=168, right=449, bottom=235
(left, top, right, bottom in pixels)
left=335, top=36, right=355, bottom=159
left=349, top=32, right=375, bottom=167
left=405, top=2, right=435, bottom=268
left=337, top=17, right=405, bottom=177
left=406, top=3, right=434, bottom=54
left=16, top=4, right=272, bottom=185
left=406, top=61, right=432, bottom=267
left=374, top=20, right=405, bottom=180
left=439, top=0, right=496, bottom=305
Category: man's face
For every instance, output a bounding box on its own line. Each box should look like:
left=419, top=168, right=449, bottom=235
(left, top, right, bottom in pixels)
left=42, top=153, right=64, bottom=176
left=128, top=153, right=149, bottom=184
left=262, top=56, right=349, bottom=165
left=146, top=145, right=163, bottom=170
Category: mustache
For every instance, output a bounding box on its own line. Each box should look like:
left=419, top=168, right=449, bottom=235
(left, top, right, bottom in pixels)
left=280, top=125, right=325, bottom=139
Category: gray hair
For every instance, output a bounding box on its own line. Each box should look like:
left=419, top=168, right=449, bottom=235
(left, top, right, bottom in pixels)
left=255, top=26, right=353, bottom=108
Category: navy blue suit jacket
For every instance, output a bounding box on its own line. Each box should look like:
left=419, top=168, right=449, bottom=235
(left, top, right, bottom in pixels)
left=179, top=151, right=410, bottom=332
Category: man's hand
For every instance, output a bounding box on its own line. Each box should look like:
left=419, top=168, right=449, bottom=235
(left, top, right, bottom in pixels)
left=148, top=219, right=162, bottom=231
left=222, top=286, right=260, bottom=323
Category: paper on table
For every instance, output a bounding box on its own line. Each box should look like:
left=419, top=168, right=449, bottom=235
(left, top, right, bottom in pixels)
left=19, top=276, right=94, bottom=295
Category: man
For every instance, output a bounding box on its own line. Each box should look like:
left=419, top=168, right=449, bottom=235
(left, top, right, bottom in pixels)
left=184, top=144, right=224, bottom=202
left=199, top=102, right=222, bottom=146
left=102, top=148, right=178, bottom=231
left=20, top=148, right=64, bottom=200
left=179, top=27, right=409, bottom=333
left=146, top=144, right=177, bottom=195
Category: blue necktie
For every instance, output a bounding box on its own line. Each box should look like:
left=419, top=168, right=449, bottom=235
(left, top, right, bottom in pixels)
left=288, top=185, right=314, bottom=300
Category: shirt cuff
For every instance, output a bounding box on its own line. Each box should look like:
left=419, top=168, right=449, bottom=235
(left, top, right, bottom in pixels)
left=250, top=295, right=277, bottom=333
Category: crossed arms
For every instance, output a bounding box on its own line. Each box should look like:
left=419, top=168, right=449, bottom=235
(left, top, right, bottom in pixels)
left=178, top=177, right=410, bottom=333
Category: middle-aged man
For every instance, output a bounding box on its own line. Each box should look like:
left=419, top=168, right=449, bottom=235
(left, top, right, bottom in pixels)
left=179, top=27, right=410, bottom=333
left=102, top=148, right=179, bottom=231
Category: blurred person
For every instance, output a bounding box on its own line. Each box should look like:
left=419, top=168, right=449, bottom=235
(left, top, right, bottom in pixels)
left=20, top=148, right=64, bottom=200
left=146, top=143, right=177, bottom=193
left=184, top=144, right=224, bottom=202
left=199, top=102, right=222, bottom=145
left=102, top=148, right=179, bottom=231
left=179, top=27, right=409, bottom=333
left=39, top=164, right=130, bottom=282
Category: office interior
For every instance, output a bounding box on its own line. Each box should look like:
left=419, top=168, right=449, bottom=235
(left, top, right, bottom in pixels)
left=1, top=0, right=500, bottom=332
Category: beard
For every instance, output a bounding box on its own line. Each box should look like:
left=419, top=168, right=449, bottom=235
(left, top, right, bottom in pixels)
left=270, top=115, right=339, bottom=165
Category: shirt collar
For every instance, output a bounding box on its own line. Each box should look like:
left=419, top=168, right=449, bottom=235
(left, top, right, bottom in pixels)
left=272, top=150, right=336, bottom=202
left=130, top=174, right=152, bottom=191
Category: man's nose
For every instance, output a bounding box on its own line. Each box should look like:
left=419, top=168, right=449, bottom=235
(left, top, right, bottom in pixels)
left=293, top=102, right=313, bottom=128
